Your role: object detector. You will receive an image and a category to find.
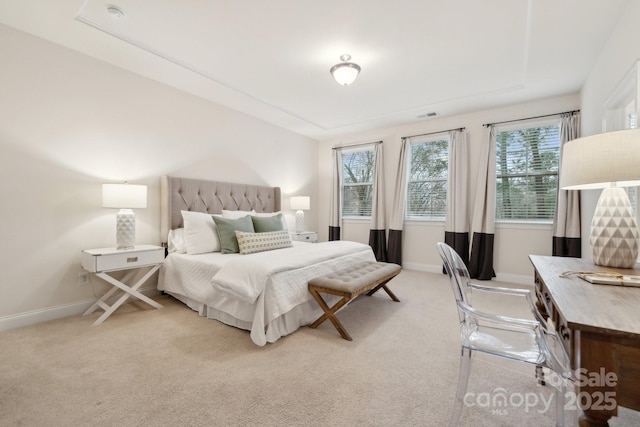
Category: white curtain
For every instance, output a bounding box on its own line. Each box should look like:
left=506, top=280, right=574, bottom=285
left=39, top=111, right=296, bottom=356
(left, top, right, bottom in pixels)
left=369, top=143, right=387, bottom=261
left=553, top=112, right=581, bottom=256
left=468, top=126, right=496, bottom=280
left=329, top=148, right=342, bottom=241
left=387, top=137, right=409, bottom=265
left=444, top=130, right=470, bottom=262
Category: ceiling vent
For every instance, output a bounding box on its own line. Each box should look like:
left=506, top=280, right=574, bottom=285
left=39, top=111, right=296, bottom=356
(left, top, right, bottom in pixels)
left=106, top=5, right=126, bottom=21
left=417, top=112, right=439, bottom=119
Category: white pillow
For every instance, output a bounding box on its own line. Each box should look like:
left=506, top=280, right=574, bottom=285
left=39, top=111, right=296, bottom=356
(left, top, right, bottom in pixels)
left=254, top=211, right=288, bottom=230
left=181, top=210, right=222, bottom=254
left=222, top=209, right=256, bottom=219
left=167, top=228, right=187, bottom=253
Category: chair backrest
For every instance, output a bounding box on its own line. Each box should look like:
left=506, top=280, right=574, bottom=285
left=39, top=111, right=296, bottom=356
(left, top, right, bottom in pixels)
left=437, top=242, right=472, bottom=322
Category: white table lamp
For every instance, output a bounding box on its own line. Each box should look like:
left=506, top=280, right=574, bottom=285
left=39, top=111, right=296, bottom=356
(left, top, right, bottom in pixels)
left=560, top=129, right=640, bottom=267
left=102, top=183, right=147, bottom=250
left=290, top=196, right=310, bottom=233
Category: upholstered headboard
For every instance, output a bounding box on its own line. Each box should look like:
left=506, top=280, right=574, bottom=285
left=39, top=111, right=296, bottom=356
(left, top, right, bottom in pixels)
left=160, top=176, right=281, bottom=244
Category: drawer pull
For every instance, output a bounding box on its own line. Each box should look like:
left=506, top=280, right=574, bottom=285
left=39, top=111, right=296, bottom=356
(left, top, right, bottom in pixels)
left=126, top=257, right=138, bottom=263
left=559, top=324, right=570, bottom=340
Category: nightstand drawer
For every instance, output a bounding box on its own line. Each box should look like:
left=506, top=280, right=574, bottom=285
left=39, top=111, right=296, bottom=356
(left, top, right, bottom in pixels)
left=290, top=232, right=317, bottom=243
left=82, top=246, right=164, bottom=273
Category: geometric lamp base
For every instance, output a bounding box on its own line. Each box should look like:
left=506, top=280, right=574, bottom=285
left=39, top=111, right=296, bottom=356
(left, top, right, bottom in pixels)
left=589, top=187, right=639, bottom=268
left=295, top=210, right=305, bottom=233
left=116, top=209, right=136, bottom=250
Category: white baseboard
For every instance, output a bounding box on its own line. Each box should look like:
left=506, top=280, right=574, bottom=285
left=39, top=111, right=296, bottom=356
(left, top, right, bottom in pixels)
left=494, top=272, right=535, bottom=286
left=402, top=262, right=533, bottom=287
left=402, top=262, right=444, bottom=274
left=0, top=288, right=161, bottom=333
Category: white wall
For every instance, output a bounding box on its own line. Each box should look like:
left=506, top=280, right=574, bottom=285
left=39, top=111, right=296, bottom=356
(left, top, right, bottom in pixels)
left=0, top=25, right=319, bottom=328
left=317, top=93, right=580, bottom=284
left=580, top=0, right=640, bottom=258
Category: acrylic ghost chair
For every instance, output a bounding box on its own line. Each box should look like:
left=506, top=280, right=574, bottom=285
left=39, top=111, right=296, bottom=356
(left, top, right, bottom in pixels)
left=436, top=242, right=573, bottom=427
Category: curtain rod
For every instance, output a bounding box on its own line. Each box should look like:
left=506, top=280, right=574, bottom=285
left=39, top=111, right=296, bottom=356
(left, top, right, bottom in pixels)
left=483, top=110, right=580, bottom=127
left=402, top=127, right=465, bottom=140
left=332, top=140, right=382, bottom=150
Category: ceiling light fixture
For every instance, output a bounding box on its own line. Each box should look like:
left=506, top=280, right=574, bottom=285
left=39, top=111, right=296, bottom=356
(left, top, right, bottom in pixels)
left=106, top=5, right=126, bottom=21
left=330, top=54, right=361, bottom=86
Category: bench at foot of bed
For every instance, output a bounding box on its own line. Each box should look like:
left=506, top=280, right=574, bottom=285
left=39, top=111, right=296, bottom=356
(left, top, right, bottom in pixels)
left=307, top=261, right=401, bottom=341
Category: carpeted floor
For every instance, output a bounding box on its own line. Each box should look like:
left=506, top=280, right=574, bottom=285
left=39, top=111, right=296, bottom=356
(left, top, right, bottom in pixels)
left=1, top=270, right=638, bottom=426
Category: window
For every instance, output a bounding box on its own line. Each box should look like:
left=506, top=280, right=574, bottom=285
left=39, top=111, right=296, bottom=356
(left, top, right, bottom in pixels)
left=604, top=62, right=639, bottom=216
left=406, top=135, right=449, bottom=219
left=627, top=187, right=637, bottom=215
left=341, top=148, right=375, bottom=217
left=495, top=120, right=561, bottom=221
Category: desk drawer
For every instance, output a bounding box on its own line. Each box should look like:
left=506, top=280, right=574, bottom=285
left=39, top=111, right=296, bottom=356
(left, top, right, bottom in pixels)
left=82, top=248, right=164, bottom=273
left=556, top=312, right=574, bottom=359
left=534, top=272, right=554, bottom=319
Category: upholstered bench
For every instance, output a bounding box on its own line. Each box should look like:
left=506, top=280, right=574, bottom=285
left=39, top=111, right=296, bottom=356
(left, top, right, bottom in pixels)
left=308, top=261, right=401, bottom=341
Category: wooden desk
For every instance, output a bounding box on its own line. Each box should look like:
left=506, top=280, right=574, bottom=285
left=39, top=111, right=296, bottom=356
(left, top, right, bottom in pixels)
left=529, top=255, right=640, bottom=427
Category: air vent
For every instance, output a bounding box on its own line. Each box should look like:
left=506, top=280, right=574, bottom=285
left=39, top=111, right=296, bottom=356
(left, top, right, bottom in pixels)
left=107, top=5, right=126, bottom=21
left=417, top=112, right=439, bottom=119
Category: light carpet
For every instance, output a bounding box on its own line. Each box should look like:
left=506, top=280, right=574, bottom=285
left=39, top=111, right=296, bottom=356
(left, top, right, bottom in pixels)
left=1, top=270, right=638, bottom=426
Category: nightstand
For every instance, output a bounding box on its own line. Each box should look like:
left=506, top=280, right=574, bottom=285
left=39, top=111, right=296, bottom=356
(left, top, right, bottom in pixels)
left=290, top=231, right=318, bottom=243
left=81, top=245, right=165, bottom=325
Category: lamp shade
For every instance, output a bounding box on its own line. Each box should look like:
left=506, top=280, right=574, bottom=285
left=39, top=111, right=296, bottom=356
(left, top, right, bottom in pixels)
left=559, top=129, right=640, bottom=268
left=102, top=183, right=147, bottom=209
left=290, top=196, right=310, bottom=211
left=560, top=129, right=640, bottom=190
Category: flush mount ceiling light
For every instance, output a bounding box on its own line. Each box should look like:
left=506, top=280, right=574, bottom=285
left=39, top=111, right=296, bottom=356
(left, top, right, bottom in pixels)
left=106, top=4, right=126, bottom=21
left=330, top=54, right=361, bottom=86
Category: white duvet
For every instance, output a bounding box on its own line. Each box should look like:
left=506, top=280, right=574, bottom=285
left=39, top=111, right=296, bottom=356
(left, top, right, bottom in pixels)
left=211, top=240, right=372, bottom=304
left=159, top=240, right=376, bottom=345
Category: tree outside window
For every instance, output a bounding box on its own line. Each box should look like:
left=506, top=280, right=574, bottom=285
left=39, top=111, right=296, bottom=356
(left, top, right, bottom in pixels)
left=342, top=149, right=374, bottom=217
left=406, top=137, right=449, bottom=219
left=495, top=123, right=560, bottom=221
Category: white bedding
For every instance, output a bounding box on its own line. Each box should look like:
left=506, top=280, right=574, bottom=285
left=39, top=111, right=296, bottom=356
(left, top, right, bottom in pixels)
left=158, top=240, right=376, bottom=345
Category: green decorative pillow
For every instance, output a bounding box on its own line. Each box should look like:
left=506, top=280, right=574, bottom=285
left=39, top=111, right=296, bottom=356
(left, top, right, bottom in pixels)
left=251, top=213, right=285, bottom=232
left=212, top=215, right=255, bottom=254
left=235, top=230, right=293, bottom=255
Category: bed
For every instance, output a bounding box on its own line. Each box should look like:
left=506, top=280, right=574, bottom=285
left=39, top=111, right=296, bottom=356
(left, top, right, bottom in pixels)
left=157, top=176, right=376, bottom=345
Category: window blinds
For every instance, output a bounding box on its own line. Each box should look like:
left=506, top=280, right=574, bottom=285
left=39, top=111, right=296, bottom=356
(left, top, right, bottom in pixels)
left=495, top=124, right=561, bottom=221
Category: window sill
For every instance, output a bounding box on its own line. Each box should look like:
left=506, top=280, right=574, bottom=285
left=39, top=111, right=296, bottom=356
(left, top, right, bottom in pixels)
left=341, top=218, right=552, bottom=231
left=495, top=221, right=553, bottom=230
left=342, top=217, right=371, bottom=223
left=404, top=218, right=445, bottom=227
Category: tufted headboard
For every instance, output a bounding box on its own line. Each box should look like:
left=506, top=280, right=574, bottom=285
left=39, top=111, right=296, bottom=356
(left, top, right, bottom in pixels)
left=160, top=176, right=281, bottom=244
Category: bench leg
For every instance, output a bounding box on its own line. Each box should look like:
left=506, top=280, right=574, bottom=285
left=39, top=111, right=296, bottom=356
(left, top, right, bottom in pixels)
left=366, top=278, right=400, bottom=302
left=308, top=290, right=353, bottom=341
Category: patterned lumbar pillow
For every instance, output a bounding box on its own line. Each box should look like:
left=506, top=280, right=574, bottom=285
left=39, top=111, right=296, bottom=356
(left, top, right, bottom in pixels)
left=235, top=230, right=293, bottom=255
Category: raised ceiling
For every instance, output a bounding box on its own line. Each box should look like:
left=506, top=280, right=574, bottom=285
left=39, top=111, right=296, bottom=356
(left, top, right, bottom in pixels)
left=0, top=0, right=631, bottom=139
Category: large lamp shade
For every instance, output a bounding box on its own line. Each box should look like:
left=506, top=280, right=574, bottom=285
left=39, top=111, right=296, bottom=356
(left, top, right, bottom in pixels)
left=560, top=129, right=640, bottom=267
